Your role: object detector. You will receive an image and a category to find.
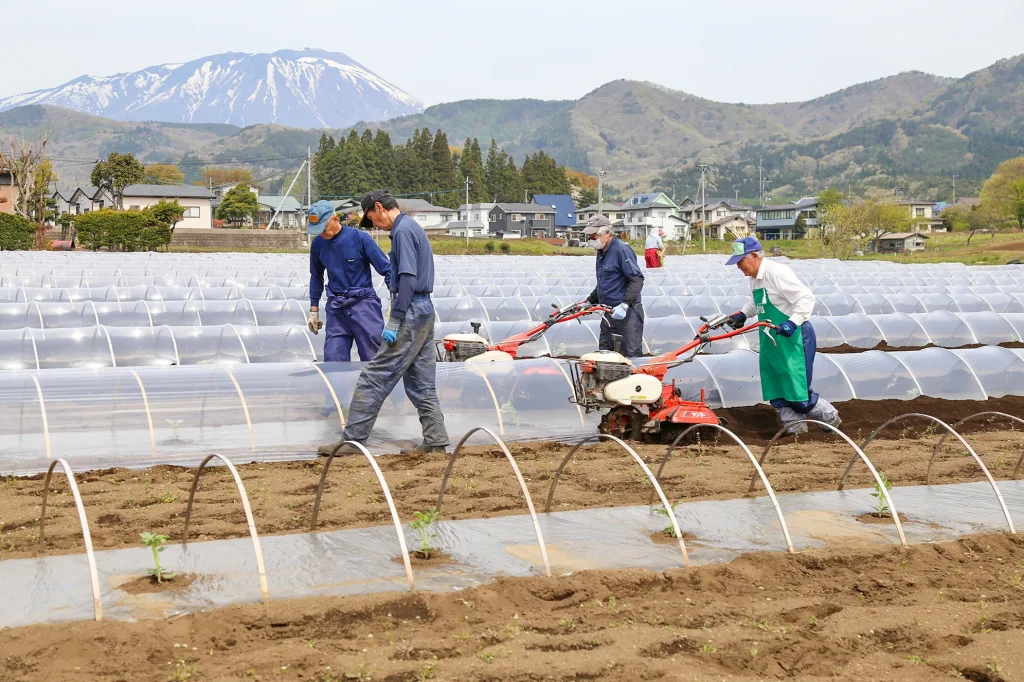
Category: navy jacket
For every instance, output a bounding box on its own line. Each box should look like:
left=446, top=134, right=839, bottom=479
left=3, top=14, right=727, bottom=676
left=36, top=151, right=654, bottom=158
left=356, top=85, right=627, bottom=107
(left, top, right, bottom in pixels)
left=587, top=238, right=644, bottom=307
left=309, top=227, right=392, bottom=308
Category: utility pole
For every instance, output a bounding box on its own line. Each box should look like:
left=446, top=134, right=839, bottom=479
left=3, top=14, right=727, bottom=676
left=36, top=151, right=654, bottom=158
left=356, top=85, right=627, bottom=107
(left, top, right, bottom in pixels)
left=306, top=146, right=311, bottom=214
left=597, top=170, right=607, bottom=216
left=464, top=175, right=471, bottom=247
left=758, top=157, right=763, bottom=206
left=952, top=174, right=959, bottom=203
left=734, top=185, right=739, bottom=205
left=698, top=163, right=708, bottom=253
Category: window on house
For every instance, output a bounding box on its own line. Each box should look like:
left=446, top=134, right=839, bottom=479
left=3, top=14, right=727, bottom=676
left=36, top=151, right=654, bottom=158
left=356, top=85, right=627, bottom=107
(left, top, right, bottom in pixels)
left=915, top=208, right=925, bottom=217
left=616, top=213, right=625, bottom=219
left=510, top=214, right=522, bottom=221
left=97, top=201, right=104, bottom=209
left=83, top=208, right=90, bottom=213
left=129, top=205, right=141, bottom=211
left=489, top=214, right=497, bottom=222
left=534, top=213, right=544, bottom=219
left=183, top=206, right=200, bottom=218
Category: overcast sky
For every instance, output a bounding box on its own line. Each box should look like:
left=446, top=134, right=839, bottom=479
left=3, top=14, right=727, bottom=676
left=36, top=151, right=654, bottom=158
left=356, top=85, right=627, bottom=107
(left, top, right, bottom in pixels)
left=5, top=0, right=1024, bottom=106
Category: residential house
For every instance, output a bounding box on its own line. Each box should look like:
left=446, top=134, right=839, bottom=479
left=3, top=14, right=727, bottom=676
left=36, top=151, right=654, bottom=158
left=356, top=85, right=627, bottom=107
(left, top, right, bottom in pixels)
left=488, top=203, right=556, bottom=238
left=953, top=197, right=981, bottom=209
left=256, top=195, right=303, bottom=229
left=122, top=184, right=215, bottom=229
left=458, top=203, right=497, bottom=224
left=397, top=198, right=455, bottom=232
left=755, top=199, right=819, bottom=240
left=896, top=199, right=944, bottom=233
left=870, top=232, right=929, bottom=253
left=51, top=188, right=74, bottom=217
left=531, top=195, right=577, bottom=237
left=453, top=203, right=496, bottom=237
left=576, top=202, right=625, bottom=225
left=0, top=171, right=19, bottom=214
left=66, top=187, right=115, bottom=214
left=707, top=215, right=755, bottom=241
left=619, top=193, right=686, bottom=241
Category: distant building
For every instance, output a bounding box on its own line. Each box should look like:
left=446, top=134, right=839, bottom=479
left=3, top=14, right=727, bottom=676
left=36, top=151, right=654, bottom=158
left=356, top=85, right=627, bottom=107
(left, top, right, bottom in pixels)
left=755, top=199, right=819, bottom=240
left=123, top=184, right=215, bottom=229
left=619, top=192, right=686, bottom=241
left=707, top=215, right=755, bottom=241
left=67, top=186, right=115, bottom=214
left=953, top=197, right=981, bottom=208
left=0, top=171, right=19, bottom=215
left=896, top=199, right=944, bottom=233
left=257, top=195, right=303, bottom=229
left=488, top=203, right=557, bottom=238
left=577, top=202, right=625, bottom=224
left=51, top=188, right=74, bottom=217
left=870, top=232, right=929, bottom=253
left=397, top=198, right=455, bottom=231
left=531, top=194, right=577, bottom=234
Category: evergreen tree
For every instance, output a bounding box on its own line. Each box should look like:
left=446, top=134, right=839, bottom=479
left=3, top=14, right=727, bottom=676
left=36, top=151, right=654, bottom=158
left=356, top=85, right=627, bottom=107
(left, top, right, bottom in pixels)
left=374, top=130, right=398, bottom=191
left=360, top=129, right=379, bottom=188
left=432, top=130, right=459, bottom=208
left=521, top=150, right=571, bottom=198
left=312, top=133, right=336, bottom=197
left=503, top=156, right=524, bottom=204
left=326, top=134, right=347, bottom=197
left=340, top=130, right=370, bottom=194
left=457, top=137, right=487, bottom=203
left=413, top=128, right=436, bottom=191
left=484, top=139, right=507, bottom=202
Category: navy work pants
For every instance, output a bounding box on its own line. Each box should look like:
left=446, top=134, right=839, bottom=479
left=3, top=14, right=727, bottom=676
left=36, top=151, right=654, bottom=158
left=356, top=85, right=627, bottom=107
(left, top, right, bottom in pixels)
left=342, top=296, right=449, bottom=447
left=598, top=301, right=645, bottom=357
left=324, top=288, right=384, bottom=362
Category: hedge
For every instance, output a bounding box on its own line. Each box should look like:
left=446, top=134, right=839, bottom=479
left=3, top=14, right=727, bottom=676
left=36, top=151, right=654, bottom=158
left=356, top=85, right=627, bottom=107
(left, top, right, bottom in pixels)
left=75, top=209, right=172, bottom=251
left=0, top=213, right=36, bottom=251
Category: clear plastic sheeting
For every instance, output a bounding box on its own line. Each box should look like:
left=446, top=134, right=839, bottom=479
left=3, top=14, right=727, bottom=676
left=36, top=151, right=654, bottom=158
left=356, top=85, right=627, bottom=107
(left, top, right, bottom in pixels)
left=2, top=480, right=1021, bottom=628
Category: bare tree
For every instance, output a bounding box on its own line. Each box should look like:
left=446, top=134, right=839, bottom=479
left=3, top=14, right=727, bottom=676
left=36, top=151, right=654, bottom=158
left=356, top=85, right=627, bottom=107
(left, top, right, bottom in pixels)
left=0, top=134, right=51, bottom=220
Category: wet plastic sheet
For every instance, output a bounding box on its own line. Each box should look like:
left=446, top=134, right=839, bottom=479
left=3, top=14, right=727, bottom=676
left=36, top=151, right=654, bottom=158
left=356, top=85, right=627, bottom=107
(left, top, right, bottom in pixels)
left=1, top=479, right=1020, bottom=628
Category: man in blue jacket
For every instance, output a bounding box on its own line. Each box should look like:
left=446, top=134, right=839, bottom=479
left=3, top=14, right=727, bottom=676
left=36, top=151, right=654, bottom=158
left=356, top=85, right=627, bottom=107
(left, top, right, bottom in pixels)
left=583, top=216, right=645, bottom=356
left=319, top=190, right=449, bottom=456
left=307, top=200, right=392, bottom=361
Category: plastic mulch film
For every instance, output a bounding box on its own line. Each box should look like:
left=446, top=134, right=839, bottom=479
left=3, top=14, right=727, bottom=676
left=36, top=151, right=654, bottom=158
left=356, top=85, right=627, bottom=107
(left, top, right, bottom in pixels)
left=2, top=480, right=1020, bottom=628
left=888, top=348, right=988, bottom=401
left=819, top=351, right=922, bottom=401
left=950, top=346, right=1024, bottom=398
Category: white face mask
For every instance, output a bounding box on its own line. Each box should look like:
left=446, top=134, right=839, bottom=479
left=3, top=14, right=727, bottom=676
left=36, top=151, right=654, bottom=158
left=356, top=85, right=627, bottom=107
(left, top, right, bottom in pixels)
left=587, top=238, right=602, bottom=250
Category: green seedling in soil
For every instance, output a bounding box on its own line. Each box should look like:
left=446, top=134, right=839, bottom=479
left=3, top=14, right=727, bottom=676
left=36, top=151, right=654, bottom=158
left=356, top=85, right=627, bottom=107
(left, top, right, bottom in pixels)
left=410, top=507, right=440, bottom=558
left=500, top=401, right=520, bottom=426
left=652, top=501, right=682, bottom=537
left=416, top=661, right=437, bottom=681
left=870, top=471, right=892, bottom=516
left=141, top=532, right=175, bottom=582
left=166, top=419, right=183, bottom=441
left=477, top=651, right=495, bottom=663
left=702, top=640, right=716, bottom=654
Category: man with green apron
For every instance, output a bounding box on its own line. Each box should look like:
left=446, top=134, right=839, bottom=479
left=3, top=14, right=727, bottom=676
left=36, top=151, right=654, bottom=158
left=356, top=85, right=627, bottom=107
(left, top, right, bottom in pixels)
left=724, top=236, right=840, bottom=433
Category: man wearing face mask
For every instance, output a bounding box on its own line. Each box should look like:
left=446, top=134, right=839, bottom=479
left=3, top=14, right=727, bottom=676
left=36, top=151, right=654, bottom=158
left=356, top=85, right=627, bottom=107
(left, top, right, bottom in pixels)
left=582, top=215, right=646, bottom=357
left=307, top=200, right=392, bottom=362
left=724, top=235, right=840, bottom=434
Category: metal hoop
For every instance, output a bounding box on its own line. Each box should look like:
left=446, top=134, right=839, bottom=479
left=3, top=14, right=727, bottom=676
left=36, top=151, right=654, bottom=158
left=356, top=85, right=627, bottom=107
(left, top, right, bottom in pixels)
left=38, top=459, right=103, bottom=621
left=182, top=454, right=270, bottom=604
left=436, top=427, right=551, bottom=577
left=770, top=419, right=909, bottom=546
left=840, top=412, right=1015, bottom=534
left=928, top=411, right=1024, bottom=482
left=651, top=423, right=794, bottom=553
left=545, top=434, right=689, bottom=566
left=309, top=441, right=415, bottom=591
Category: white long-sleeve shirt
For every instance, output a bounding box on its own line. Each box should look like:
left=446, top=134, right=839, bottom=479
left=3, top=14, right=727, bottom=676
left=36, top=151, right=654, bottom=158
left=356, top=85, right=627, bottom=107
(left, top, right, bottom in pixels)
left=644, top=232, right=663, bottom=250
left=740, top=257, right=816, bottom=326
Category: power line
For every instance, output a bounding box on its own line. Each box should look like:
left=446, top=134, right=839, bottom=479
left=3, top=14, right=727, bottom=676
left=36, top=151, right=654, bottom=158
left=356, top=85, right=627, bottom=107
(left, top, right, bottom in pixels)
left=315, top=189, right=462, bottom=199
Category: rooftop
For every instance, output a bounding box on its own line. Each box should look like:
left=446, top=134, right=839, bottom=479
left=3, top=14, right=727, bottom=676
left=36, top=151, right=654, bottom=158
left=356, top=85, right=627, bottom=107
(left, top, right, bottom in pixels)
left=494, top=203, right=556, bottom=213
left=257, top=195, right=302, bottom=212
left=880, top=232, right=930, bottom=240
left=397, top=198, right=449, bottom=212
left=123, top=184, right=215, bottom=199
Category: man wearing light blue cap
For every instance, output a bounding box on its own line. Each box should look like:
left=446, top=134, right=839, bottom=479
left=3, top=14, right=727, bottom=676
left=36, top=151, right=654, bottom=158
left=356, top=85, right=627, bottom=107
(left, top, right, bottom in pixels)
left=725, top=235, right=840, bottom=434
left=307, top=199, right=392, bottom=361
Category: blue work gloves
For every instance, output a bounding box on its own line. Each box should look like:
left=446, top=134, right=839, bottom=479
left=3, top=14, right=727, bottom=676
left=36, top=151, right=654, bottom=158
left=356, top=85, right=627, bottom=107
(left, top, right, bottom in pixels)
left=383, top=319, right=400, bottom=345
left=726, top=311, right=746, bottom=330
left=777, top=320, right=798, bottom=337
left=611, top=302, right=630, bottom=320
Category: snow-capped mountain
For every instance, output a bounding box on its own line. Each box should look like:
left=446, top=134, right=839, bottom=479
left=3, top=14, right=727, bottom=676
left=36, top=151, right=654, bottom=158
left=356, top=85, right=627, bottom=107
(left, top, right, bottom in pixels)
left=0, top=49, right=423, bottom=128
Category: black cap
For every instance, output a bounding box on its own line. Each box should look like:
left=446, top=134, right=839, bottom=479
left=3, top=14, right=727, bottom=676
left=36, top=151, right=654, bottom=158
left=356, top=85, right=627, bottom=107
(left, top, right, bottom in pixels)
left=359, top=190, right=393, bottom=228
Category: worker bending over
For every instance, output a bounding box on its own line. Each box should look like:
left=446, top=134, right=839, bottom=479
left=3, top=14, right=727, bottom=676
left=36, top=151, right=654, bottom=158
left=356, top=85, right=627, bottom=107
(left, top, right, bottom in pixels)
left=307, top=200, right=392, bottom=361
left=583, top=216, right=646, bottom=357
left=725, top=236, right=840, bottom=433
left=319, top=190, right=449, bottom=456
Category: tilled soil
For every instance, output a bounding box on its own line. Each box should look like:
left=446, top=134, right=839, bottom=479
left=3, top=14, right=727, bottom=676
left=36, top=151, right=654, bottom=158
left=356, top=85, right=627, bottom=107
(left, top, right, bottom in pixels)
left=0, top=397, right=1021, bottom=562
left=1, top=533, right=1022, bottom=681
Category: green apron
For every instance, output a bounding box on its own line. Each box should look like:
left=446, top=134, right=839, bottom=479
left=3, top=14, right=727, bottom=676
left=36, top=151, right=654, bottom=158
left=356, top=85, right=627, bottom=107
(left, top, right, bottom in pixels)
left=753, top=287, right=809, bottom=403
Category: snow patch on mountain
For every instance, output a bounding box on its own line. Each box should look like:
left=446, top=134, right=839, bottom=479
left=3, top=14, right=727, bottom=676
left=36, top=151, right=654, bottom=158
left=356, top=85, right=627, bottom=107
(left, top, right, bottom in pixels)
left=0, top=49, right=423, bottom=128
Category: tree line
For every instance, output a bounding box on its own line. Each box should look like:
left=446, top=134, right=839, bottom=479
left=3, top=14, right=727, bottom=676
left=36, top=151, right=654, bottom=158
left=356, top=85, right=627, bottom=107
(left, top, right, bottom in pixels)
left=312, top=128, right=592, bottom=208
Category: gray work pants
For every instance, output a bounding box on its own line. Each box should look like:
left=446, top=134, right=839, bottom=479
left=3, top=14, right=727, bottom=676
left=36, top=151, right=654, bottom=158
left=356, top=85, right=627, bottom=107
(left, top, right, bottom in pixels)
left=776, top=399, right=841, bottom=435
left=598, top=301, right=645, bottom=357
left=342, top=296, right=449, bottom=447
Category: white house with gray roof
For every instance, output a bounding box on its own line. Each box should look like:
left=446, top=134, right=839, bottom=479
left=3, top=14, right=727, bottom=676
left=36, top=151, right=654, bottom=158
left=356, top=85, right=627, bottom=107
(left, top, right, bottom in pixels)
left=257, top=194, right=303, bottom=228
left=123, top=184, right=215, bottom=229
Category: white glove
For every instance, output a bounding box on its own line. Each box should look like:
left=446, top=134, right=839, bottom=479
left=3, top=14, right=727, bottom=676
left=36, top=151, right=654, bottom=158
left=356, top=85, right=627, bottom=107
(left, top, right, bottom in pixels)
left=307, top=311, right=322, bottom=335
left=611, top=302, right=629, bottom=320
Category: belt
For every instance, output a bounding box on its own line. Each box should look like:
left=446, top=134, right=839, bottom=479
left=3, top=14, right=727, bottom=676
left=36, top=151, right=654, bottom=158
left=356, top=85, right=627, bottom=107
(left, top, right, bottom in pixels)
left=413, top=293, right=431, bottom=299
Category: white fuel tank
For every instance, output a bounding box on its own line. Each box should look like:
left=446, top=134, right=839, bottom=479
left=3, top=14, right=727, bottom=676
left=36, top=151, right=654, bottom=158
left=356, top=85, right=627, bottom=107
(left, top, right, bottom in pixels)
left=602, top=373, right=663, bottom=406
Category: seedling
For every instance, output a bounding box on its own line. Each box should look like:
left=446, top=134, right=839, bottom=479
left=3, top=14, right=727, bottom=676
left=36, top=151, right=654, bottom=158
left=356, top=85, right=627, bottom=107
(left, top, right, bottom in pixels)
left=410, top=507, right=440, bottom=558
left=140, top=531, right=175, bottom=582
left=500, top=401, right=520, bottom=426
left=166, top=419, right=183, bottom=441
left=870, top=471, right=892, bottom=516
left=701, top=640, right=716, bottom=654
left=652, top=501, right=682, bottom=537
